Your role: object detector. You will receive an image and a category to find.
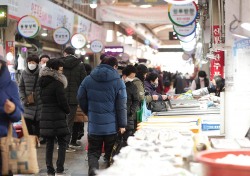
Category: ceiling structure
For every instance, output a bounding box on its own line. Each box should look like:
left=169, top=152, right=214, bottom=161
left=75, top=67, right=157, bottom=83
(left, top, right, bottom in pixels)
left=99, top=0, right=180, bottom=48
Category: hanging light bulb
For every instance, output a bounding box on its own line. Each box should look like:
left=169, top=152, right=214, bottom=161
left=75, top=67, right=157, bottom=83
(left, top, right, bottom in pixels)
left=90, top=0, right=98, bottom=9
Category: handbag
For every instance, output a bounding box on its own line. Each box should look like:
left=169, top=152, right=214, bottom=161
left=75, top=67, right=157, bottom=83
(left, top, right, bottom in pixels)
left=0, top=116, right=39, bottom=175
left=136, top=99, right=152, bottom=122
left=109, top=133, right=126, bottom=165
left=25, top=74, right=38, bottom=106
left=149, top=100, right=167, bottom=112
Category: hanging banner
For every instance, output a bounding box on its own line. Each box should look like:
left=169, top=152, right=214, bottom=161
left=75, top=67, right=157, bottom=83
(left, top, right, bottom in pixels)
left=53, top=27, right=70, bottom=45
left=17, top=15, right=40, bottom=38
left=73, top=15, right=91, bottom=36
left=173, top=22, right=196, bottom=36
left=213, top=25, right=221, bottom=44
left=90, top=40, right=104, bottom=53
left=168, top=1, right=198, bottom=26
left=97, top=5, right=170, bottom=24
left=1, top=0, right=75, bottom=33
left=88, top=23, right=107, bottom=43
left=71, top=33, right=86, bottom=49
left=210, top=50, right=224, bottom=80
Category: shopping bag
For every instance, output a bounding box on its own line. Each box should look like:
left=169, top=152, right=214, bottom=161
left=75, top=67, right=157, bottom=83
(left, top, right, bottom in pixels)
left=136, top=99, right=152, bottom=122
left=149, top=100, right=167, bottom=112
left=109, top=133, right=126, bottom=165
left=0, top=116, right=39, bottom=175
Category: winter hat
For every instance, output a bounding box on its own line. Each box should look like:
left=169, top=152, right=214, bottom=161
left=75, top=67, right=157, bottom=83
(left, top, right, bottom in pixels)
left=136, top=64, right=148, bottom=74
left=63, top=46, right=75, bottom=55
left=26, top=55, right=39, bottom=64
left=0, top=55, right=7, bottom=62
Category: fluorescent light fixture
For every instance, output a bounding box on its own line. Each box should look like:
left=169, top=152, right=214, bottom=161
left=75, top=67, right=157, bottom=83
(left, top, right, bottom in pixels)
left=86, top=44, right=90, bottom=48
left=41, top=32, right=48, bottom=37
left=115, top=21, right=121, bottom=24
left=241, top=23, right=250, bottom=31
left=106, top=30, right=113, bottom=42
left=139, top=5, right=152, bottom=8
left=85, top=57, right=89, bottom=60
left=232, top=33, right=249, bottom=39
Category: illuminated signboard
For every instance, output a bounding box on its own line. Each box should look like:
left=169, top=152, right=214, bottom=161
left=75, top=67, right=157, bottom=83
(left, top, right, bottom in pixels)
left=104, top=46, right=124, bottom=56
left=0, top=5, right=8, bottom=27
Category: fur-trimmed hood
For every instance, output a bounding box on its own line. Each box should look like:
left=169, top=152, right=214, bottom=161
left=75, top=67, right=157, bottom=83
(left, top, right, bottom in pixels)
left=39, top=67, right=68, bottom=88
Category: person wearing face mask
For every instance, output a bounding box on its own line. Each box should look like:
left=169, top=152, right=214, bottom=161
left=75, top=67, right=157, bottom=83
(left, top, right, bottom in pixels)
left=121, top=65, right=140, bottom=142
left=144, top=72, right=168, bottom=102
left=191, top=70, right=210, bottom=91
left=19, top=55, right=42, bottom=137
left=39, top=54, right=50, bottom=68
left=133, top=64, right=151, bottom=103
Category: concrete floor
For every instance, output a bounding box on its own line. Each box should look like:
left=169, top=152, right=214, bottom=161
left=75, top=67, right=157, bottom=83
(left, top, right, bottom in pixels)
left=19, top=123, right=106, bottom=176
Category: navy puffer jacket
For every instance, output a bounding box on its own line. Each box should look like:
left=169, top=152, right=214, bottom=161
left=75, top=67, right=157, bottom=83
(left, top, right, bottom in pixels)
left=77, top=64, right=127, bottom=135
left=0, top=66, right=23, bottom=137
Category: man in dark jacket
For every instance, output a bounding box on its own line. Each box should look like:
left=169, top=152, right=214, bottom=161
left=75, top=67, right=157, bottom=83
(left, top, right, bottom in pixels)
left=62, top=46, right=87, bottom=152
left=77, top=56, right=127, bottom=176
left=121, top=65, right=139, bottom=141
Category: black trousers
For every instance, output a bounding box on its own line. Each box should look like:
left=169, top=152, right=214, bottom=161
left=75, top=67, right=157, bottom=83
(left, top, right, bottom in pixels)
left=88, top=134, right=116, bottom=176
left=65, top=105, right=77, bottom=148
left=71, top=122, right=84, bottom=144
left=24, top=118, right=39, bottom=136
left=46, top=136, right=67, bottom=174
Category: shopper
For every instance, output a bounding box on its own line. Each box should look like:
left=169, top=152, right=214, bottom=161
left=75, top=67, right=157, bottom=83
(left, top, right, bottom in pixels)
left=0, top=55, right=23, bottom=174
left=62, top=46, right=87, bottom=152
left=19, top=54, right=42, bottom=136
left=121, top=65, right=140, bottom=141
left=39, top=59, right=70, bottom=176
left=190, top=70, right=210, bottom=91
left=72, top=63, right=92, bottom=143
left=174, top=72, right=187, bottom=94
left=192, top=75, right=225, bottom=98
left=144, top=72, right=168, bottom=102
left=77, top=56, right=127, bottom=176
left=133, top=64, right=150, bottom=103
left=39, top=54, right=50, bottom=68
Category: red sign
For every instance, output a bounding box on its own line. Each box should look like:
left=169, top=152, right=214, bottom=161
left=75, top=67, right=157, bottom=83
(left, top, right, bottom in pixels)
left=213, top=25, right=220, bottom=44
left=210, top=50, right=224, bottom=80
left=5, top=41, right=15, bottom=66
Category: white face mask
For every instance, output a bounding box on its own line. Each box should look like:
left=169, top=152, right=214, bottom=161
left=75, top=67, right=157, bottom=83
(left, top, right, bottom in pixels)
left=41, top=63, right=46, bottom=68
left=199, top=77, right=204, bottom=81
left=28, top=63, right=37, bottom=70
left=125, top=77, right=134, bottom=82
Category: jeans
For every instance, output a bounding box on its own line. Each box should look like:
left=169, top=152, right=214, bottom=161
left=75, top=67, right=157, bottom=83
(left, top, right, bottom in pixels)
left=65, top=105, right=77, bottom=148
left=88, top=134, right=117, bottom=176
left=46, top=136, right=67, bottom=174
